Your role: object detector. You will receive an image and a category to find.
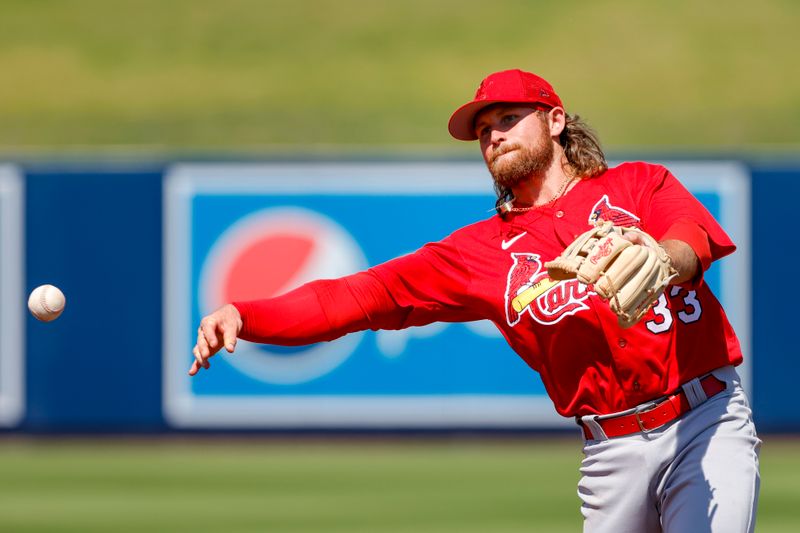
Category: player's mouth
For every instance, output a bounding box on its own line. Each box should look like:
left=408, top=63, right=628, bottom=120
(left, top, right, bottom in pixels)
left=491, top=147, right=518, bottom=164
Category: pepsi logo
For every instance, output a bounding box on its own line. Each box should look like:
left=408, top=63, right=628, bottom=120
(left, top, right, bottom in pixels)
left=198, top=207, right=367, bottom=384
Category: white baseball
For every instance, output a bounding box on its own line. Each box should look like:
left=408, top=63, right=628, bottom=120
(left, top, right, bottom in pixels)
left=28, top=284, right=66, bottom=322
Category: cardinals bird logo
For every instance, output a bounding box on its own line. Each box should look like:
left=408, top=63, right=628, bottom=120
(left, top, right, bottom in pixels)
left=588, top=195, right=641, bottom=227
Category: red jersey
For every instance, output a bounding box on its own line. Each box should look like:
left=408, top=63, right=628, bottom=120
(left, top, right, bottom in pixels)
left=236, top=162, right=741, bottom=417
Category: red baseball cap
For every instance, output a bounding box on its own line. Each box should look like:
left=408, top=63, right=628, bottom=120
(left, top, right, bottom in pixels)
left=448, top=69, right=564, bottom=141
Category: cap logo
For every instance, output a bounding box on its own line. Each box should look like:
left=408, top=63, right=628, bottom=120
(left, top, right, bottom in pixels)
left=539, top=89, right=550, bottom=98
left=475, top=80, right=491, bottom=100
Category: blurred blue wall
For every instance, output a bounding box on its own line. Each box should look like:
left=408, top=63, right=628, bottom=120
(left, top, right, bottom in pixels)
left=750, top=165, right=799, bottom=432
left=9, top=160, right=799, bottom=433
left=25, top=168, right=164, bottom=432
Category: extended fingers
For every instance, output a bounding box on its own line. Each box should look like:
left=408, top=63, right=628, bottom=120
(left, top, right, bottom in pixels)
left=189, top=305, right=243, bottom=376
left=193, top=342, right=209, bottom=369
left=191, top=320, right=218, bottom=374
left=202, top=314, right=238, bottom=354
left=195, top=328, right=212, bottom=364
left=201, top=318, right=222, bottom=353
left=222, top=323, right=238, bottom=353
left=188, top=358, right=201, bottom=376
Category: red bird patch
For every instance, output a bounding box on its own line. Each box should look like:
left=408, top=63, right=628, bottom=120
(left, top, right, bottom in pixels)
left=588, top=195, right=641, bottom=228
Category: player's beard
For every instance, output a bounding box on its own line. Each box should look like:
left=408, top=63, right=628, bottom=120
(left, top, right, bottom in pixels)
left=488, top=134, right=555, bottom=190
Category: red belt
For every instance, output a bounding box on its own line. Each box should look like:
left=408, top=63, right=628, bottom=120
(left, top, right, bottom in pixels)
left=578, top=375, right=727, bottom=440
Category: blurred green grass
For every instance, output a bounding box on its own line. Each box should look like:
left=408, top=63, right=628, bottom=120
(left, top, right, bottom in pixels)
left=0, top=0, right=797, bottom=151
left=0, top=437, right=795, bottom=532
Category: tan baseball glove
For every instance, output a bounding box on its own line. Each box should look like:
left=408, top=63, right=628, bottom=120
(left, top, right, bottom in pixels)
left=545, top=221, right=678, bottom=328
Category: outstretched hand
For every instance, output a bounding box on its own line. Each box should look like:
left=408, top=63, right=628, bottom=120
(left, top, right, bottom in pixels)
left=189, top=304, right=243, bottom=376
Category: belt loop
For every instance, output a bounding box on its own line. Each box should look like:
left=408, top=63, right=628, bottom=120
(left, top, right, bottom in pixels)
left=580, top=414, right=608, bottom=441
left=711, top=365, right=736, bottom=389
left=681, top=377, right=707, bottom=409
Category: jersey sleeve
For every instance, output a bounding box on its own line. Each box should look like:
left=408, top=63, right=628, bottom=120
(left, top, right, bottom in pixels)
left=233, top=236, right=479, bottom=345
left=233, top=274, right=392, bottom=345
left=368, top=236, right=482, bottom=326
left=636, top=164, right=736, bottom=271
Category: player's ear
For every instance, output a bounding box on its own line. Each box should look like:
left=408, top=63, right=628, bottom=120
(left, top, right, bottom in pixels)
left=547, top=107, right=566, bottom=137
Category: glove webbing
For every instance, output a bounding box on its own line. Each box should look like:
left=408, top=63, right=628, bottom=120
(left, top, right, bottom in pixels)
left=602, top=244, right=676, bottom=326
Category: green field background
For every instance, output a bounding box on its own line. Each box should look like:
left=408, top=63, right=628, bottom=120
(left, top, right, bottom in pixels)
left=0, top=438, right=796, bottom=532
left=2, top=2, right=798, bottom=531
left=0, top=0, right=798, bottom=153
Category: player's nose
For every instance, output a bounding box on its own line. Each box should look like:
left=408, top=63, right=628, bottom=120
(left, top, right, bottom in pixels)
left=489, top=128, right=506, bottom=147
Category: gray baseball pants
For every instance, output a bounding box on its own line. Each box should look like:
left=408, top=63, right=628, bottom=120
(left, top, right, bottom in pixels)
left=577, top=366, right=761, bottom=533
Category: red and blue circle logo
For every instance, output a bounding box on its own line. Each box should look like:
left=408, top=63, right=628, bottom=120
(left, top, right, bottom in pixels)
left=198, top=207, right=367, bottom=384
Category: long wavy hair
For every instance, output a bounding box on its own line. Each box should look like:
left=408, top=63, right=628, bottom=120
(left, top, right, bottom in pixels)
left=494, top=112, right=608, bottom=208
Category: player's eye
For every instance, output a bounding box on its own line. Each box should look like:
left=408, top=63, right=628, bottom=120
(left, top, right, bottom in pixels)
left=501, top=114, right=518, bottom=124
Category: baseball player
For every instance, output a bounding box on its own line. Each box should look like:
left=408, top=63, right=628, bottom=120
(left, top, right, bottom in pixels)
left=191, top=69, right=760, bottom=532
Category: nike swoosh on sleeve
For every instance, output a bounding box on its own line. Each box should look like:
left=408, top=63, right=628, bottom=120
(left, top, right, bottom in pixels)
left=501, top=232, right=528, bottom=250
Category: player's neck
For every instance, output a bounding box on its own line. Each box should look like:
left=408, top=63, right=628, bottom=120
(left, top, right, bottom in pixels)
left=510, top=154, right=574, bottom=208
